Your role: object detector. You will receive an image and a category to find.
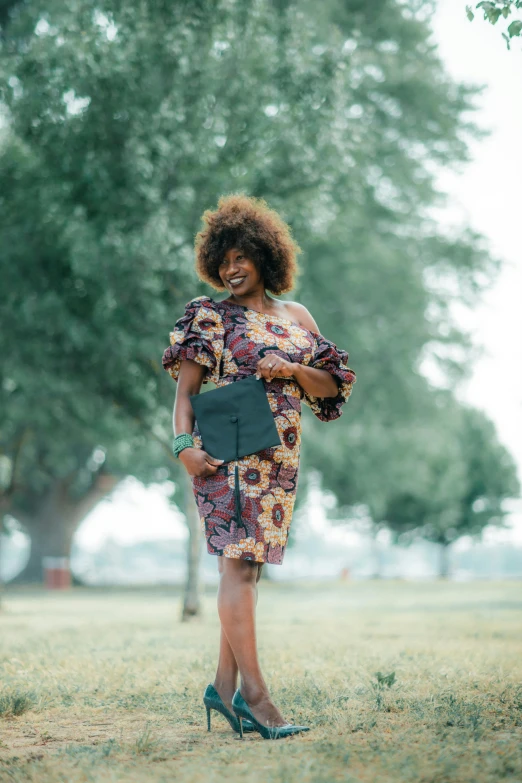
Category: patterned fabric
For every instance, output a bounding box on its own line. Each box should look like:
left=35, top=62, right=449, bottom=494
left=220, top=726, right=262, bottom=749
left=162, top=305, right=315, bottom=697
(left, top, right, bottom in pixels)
left=162, top=296, right=356, bottom=565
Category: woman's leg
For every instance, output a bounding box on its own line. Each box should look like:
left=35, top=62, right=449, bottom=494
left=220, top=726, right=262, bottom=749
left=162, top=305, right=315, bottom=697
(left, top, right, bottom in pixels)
left=216, top=556, right=286, bottom=727
left=212, top=558, right=263, bottom=713
left=213, top=556, right=239, bottom=712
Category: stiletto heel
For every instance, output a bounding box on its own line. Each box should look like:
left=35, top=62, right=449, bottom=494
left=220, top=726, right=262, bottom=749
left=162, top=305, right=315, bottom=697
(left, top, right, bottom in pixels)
left=202, top=684, right=255, bottom=734
left=238, top=716, right=243, bottom=739
left=231, top=690, right=310, bottom=740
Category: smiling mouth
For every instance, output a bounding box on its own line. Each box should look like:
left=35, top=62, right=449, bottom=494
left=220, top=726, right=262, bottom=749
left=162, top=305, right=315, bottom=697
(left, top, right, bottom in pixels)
left=228, top=276, right=246, bottom=286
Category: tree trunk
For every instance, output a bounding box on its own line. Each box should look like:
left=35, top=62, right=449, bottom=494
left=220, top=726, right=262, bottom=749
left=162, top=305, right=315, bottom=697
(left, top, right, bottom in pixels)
left=438, top=541, right=451, bottom=579
left=11, top=472, right=120, bottom=584
left=11, top=485, right=78, bottom=583
left=370, top=529, right=383, bottom=579
left=181, top=471, right=203, bottom=621
left=0, top=523, right=3, bottom=610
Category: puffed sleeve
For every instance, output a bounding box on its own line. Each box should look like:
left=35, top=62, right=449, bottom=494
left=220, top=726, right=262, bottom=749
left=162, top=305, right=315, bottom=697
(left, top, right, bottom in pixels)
left=161, top=296, right=224, bottom=385
left=302, top=333, right=357, bottom=422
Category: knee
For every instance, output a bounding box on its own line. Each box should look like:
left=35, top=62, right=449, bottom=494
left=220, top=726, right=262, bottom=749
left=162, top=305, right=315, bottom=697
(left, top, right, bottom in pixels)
left=220, top=557, right=258, bottom=587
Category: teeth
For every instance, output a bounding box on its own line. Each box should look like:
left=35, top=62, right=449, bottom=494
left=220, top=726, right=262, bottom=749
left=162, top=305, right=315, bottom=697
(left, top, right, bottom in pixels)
left=229, top=277, right=245, bottom=284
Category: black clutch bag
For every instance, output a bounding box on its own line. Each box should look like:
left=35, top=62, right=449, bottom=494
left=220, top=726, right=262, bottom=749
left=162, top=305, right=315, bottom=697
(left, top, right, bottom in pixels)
left=189, top=374, right=281, bottom=523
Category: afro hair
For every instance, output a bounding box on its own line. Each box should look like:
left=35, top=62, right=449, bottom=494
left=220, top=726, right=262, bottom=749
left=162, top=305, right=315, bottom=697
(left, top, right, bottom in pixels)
left=194, top=193, right=301, bottom=295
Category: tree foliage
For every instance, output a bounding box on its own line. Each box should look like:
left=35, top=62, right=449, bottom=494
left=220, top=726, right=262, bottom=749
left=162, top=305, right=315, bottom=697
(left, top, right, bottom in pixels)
left=466, top=1, right=522, bottom=48
left=0, top=0, right=517, bottom=586
left=382, top=398, right=520, bottom=575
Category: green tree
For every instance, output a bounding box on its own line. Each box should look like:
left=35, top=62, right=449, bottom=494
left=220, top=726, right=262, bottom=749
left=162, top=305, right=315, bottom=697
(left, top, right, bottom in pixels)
left=286, top=0, right=504, bottom=547
left=1, top=0, right=410, bottom=588
left=466, top=1, right=522, bottom=48
left=383, top=401, right=520, bottom=576
left=1, top=0, right=516, bottom=608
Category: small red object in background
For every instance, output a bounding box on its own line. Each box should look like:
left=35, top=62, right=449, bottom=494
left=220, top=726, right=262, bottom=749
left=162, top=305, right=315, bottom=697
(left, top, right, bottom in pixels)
left=43, top=557, right=71, bottom=589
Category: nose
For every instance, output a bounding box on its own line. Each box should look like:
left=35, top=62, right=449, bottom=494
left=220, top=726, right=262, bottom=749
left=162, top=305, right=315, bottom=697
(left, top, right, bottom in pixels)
left=227, top=263, right=241, bottom=277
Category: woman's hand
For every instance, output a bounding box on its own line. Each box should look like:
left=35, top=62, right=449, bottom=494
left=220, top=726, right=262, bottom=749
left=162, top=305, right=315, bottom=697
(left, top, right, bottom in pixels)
left=256, top=353, right=296, bottom=381
left=179, top=447, right=224, bottom=477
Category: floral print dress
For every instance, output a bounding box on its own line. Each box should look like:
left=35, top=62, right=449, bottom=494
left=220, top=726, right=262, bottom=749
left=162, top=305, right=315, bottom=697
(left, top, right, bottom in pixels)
left=162, top=296, right=356, bottom=565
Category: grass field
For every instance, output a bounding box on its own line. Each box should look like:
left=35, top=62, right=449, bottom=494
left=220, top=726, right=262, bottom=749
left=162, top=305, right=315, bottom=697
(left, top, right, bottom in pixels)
left=0, top=580, right=521, bottom=783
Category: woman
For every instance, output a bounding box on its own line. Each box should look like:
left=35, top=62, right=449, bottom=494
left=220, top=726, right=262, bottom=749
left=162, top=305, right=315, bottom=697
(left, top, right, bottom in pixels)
left=162, top=194, right=356, bottom=739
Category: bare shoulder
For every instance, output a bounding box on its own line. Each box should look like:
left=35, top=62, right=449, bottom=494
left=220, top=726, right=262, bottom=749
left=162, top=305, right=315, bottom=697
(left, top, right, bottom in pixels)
left=283, top=301, right=320, bottom=332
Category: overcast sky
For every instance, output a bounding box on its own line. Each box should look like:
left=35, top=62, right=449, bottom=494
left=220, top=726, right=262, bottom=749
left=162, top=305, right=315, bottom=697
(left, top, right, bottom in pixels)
left=76, top=1, right=522, bottom=550
left=431, top=0, right=522, bottom=541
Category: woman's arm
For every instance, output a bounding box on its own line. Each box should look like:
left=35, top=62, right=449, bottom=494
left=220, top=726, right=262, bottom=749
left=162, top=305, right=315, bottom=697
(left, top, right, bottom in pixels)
left=174, top=359, right=224, bottom=476
left=173, top=358, right=205, bottom=436
left=257, top=355, right=339, bottom=398
left=290, top=362, right=339, bottom=398
left=257, top=302, right=339, bottom=398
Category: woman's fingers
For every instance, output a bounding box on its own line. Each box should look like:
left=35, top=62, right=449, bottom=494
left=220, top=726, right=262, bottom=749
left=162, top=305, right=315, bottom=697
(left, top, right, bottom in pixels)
left=257, top=354, right=297, bottom=380
left=257, top=354, right=283, bottom=379
left=181, top=451, right=223, bottom=477
left=255, top=359, right=269, bottom=380
left=262, top=359, right=278, bottom=379
left=205, top=453, right=224, bottom=467
left=268, top=359, right=292, bottom=379
left=270, top=361, right=282, bottom=379
left=201, top=452, right=223, bottom=476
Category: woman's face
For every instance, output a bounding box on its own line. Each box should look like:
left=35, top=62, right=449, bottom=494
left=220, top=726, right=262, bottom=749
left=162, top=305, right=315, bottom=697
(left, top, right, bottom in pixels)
left=218, top=247, right=262, bottom=296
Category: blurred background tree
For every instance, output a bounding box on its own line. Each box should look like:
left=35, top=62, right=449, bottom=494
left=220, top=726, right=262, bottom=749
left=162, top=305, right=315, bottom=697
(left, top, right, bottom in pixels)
left=1, top=0, right=519, bottom=610
left=466, top=1, right=522, bottom=48
left=382, top=400, right=520, bottom=576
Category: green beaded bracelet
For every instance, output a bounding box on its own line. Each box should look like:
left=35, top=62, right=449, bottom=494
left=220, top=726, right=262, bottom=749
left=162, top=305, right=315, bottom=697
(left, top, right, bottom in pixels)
left=173, top=433, right=194, bottom=458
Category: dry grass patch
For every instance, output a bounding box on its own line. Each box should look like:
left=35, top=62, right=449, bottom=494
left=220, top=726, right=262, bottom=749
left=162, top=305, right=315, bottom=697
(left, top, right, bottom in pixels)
left=0, top=580, right=521, bottom=782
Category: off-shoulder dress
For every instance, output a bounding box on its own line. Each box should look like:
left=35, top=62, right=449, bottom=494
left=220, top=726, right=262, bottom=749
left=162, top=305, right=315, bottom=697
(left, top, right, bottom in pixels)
left=162, top=296, right=356, bottom=565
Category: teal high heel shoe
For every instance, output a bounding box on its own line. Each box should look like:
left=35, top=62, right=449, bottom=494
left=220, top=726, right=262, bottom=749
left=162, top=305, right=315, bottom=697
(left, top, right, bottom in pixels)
left=203, top=684, right=255, bottom=734
left=231, top=689, right=310, bottom=740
